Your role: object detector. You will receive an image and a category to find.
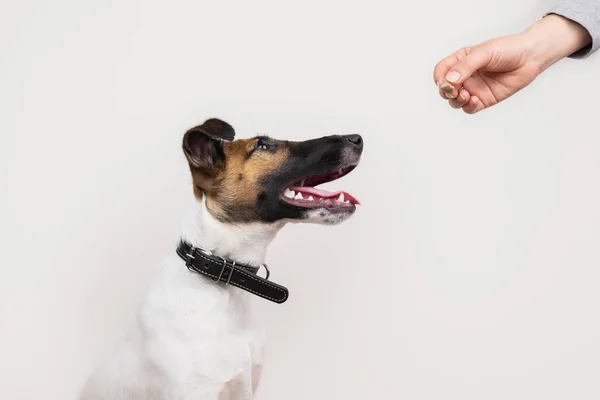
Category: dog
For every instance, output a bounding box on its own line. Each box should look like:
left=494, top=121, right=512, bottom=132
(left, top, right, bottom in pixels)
left=79, top=118, right=363, bottom=400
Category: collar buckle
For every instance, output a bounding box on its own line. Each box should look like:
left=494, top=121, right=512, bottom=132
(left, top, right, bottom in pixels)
left=184, top=248, right=195, bottom=270
left=185, top=245, right=213, bottom=272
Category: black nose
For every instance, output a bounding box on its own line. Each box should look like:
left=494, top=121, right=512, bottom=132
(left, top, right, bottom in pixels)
left=345, top=134, right=363, bottom=149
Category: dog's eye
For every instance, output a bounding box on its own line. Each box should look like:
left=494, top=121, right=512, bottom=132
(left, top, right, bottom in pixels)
left=255, top=139, right=270, bottom=151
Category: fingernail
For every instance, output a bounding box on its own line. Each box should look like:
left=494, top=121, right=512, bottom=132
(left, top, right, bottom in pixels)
left=445, top=92, right=454, bottom=99
left=458, top=92, right=465, bottom=101
left=446, top=71, right=461, bottom=83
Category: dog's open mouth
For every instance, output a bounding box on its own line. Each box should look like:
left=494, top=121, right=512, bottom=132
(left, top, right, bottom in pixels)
left=281, top=165, right=359, bottom=208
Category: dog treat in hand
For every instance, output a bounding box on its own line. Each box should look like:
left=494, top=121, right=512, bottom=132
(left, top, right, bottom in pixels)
left=438, top=79, right=456, bottom=99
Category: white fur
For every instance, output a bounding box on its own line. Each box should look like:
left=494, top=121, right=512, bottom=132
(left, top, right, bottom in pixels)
left=79, top=196, right=285, bottom=400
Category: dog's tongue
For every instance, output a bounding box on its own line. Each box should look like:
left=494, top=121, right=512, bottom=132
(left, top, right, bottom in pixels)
left=290, top=186, right=360, bottom=205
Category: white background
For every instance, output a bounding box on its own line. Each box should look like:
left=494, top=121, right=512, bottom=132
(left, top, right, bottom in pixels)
left=2, top=0, right=600, bottom=399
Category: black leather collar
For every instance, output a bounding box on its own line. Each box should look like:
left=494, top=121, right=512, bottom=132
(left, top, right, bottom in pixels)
left=176, top=240, right=289, bottom=304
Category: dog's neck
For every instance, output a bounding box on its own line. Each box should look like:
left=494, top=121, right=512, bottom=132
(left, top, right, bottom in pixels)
left=180, top=196, right=285, bottom=268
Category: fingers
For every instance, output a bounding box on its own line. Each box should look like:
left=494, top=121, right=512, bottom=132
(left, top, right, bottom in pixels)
left=462, top=95, right=485, bottom=114
left=434, top=43, right=494, bottom=104
left=433, top=48, right=467, bottom=87
left=444, top=44, right=493, bottom=87
left=449, top=89, right=470, bottom=109
left=434, top=42, right=495, bottom=114
left=434, top=51, right=466, bottom=100
left=444, top=88, right=485, bottom=114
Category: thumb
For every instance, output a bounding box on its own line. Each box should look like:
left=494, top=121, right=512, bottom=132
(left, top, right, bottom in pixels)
left=444, top=44, right=493, bottom=86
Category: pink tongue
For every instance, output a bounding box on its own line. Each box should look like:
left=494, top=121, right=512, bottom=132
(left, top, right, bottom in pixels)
left=290, top=186, right=360, bottom=205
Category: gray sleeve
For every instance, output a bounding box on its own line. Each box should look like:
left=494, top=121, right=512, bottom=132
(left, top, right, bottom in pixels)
left=546, top=0, right=600, bottom=58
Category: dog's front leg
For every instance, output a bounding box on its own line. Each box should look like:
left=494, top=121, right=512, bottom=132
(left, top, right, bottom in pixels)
left=251, top=364, right=262, bottom=395
left=217, top=374, right=254, bottom=400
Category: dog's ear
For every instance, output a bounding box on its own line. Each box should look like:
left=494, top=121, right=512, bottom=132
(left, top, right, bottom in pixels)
left=182, top=118, right=236, bottom=193
left=192, top=118, right=236, bottom=141
left=183, top=127, right=226, bottom=173
left=183, top=119, right=235, bottom=169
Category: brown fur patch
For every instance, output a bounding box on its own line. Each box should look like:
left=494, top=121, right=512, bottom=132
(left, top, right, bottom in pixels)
left=193, top=138, right=290, bottom=222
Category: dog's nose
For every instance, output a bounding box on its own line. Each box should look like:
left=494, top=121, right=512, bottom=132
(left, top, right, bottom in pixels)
left=345, top=134, right=363, bottom=150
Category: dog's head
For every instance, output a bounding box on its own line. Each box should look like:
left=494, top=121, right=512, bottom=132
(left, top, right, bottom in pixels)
left=183, top=118, right=363, bottom=225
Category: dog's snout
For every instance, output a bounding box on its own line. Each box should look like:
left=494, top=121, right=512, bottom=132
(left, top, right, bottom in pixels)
left=344, top=134, right=363, bottom=150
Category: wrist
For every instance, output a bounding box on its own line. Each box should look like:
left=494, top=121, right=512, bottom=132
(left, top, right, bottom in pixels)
left=520, top=14, right=591, bottom=72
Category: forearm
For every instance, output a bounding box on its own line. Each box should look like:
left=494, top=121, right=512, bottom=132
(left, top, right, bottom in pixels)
left=520, top=13, right=592, bottom=72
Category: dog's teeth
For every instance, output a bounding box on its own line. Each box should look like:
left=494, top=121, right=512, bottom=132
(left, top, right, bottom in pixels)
left=294, top=192, right=303, bottom=200
left=284, top=188, right=295, bottom=199
left=338, top=193, right=345, bottom=202
left=344, top=200, right=350, bottom=204
left=308, top=196, right=314, bottom=201
left=339, top=169, right=343, bottom=175
left=300, top=179, right=306, bottom=186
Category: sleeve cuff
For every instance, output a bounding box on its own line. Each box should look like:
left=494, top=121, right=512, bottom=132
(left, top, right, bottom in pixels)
left=546, top=1, right=600, bottom=58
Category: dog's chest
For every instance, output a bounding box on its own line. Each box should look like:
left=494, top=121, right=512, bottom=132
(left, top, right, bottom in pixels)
left=139, top=260, right=266, bottom=391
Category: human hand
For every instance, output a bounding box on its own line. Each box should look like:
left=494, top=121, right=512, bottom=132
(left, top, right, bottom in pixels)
left=434, top=14, right=591, bottom=114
